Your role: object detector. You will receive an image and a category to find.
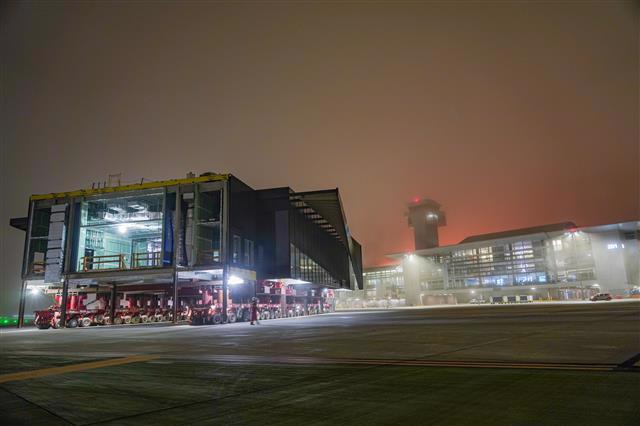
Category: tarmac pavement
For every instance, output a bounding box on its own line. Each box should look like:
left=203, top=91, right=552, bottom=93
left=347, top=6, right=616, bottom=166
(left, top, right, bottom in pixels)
left=1, top=300, right=638, bottom=425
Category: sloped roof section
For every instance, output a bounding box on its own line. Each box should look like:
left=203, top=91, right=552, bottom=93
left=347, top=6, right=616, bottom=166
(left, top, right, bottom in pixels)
left=294, top=189, right=349, bottom=247
left=293, top=189, right=363, bottom=290
left=460, top=222, right=577, bottom=244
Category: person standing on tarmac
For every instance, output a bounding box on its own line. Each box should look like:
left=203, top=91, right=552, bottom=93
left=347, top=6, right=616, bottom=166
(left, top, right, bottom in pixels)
left=250, top=297, right=260, bottom=325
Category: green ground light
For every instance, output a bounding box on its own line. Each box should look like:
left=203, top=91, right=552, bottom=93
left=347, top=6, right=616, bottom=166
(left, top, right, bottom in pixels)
left=0, top=316, right=28, bottom=326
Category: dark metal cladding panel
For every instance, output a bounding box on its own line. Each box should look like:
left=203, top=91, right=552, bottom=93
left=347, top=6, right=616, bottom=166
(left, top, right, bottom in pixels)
left=9, top=217, right=28, bottom=231
left=350, top=237, right=364, bottom=290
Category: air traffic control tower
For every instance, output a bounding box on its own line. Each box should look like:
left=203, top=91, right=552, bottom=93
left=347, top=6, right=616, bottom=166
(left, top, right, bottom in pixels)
left=407, top=199, right=446, bottom=250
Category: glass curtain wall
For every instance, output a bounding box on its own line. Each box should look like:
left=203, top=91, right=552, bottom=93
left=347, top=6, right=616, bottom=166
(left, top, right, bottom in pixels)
left=290, top=243, right=335, bottom=287
left=75, top=192, right=164, bottom=271
left=288, top=200, right=349, bottom=288
left=194, top=186, right=222, bottom=265
left=416, top=239, right=549, bottom=290
left=547, top=231, right=596, bottom=282
left=25, top=202, right=52, bottom=276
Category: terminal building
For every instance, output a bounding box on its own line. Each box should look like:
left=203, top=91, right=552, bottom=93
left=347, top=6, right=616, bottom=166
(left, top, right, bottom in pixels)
left=10, top=173, right=363, bottom=327
left=357, top=199, right=639, bottom=306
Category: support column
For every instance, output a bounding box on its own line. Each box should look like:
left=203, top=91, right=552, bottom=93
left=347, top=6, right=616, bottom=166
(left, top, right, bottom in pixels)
left=402, top=257, right=421, bottom=306
left=221, top=180, right=230, bottom=323
left=172, top=270, right=179, bottom=322
left=110, top=283, right=117, bottom=322
left=280, top=284, right=287, bottom=315
left=60, top=200, right=75, bottom=328
left=59, top=277, right=69, bottom=328
left=17, top=280, right=27, bottom=328
left=172, top=185, right=181, bottom=323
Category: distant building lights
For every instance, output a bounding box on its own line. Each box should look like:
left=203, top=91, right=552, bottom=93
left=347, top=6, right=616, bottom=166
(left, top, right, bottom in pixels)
left=607, top=243, right=618, bottom=250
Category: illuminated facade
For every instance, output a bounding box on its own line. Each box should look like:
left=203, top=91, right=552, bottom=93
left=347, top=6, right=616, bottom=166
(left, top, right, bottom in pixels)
left=394, top=222, right=639, bottom=304
left=11, top=174, right=362, bottom=326
left=363, top=265, right=404, bottom=300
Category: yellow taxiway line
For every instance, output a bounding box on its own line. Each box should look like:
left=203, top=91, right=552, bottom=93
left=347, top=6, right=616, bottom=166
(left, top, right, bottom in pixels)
left=0, top=354, right=159, bottom=384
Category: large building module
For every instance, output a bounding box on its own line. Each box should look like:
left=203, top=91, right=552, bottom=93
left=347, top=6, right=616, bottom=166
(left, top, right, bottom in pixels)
left=10, top=173, right=363, bottom=328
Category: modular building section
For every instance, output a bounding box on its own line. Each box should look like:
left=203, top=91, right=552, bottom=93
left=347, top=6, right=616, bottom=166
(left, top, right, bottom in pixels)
left=11, top=173, right=363, bottom=328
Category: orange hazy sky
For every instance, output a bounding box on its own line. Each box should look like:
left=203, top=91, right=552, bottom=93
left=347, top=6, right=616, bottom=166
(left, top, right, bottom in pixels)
left=1, top=1, right=638, bottom=313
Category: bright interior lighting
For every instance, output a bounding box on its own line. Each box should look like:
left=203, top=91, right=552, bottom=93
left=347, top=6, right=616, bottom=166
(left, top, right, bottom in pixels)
left=117, top=224, right=129, bottom=234
left=29, top=287, right=39, bottom=295
left=227, top=275, right=244, bottom=285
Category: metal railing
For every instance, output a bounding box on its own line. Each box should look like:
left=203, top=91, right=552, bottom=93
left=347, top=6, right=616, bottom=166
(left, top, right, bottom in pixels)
left=81, top=252, right=162, bottom=272
left=131, top=252, right=161, bottom=269
left=81, top=254, right=127, bottom=271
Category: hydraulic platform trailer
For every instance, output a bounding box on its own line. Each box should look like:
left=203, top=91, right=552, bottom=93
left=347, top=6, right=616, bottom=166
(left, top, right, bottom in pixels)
left=11, top=173, right=363, bottom=329
left=33, top=282, right=336, bottom=329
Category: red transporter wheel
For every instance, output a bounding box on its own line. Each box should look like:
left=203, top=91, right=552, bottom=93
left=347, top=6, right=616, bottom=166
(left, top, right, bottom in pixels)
left=35, top=310, right=54, bottom=329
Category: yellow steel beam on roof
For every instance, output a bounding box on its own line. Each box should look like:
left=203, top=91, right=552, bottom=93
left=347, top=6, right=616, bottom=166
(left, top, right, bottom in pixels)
left=30, top=174, right=230, bottom=201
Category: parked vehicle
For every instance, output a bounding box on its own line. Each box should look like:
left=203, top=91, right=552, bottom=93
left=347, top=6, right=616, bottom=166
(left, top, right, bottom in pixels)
left=590, top=293, right=612, bottom=301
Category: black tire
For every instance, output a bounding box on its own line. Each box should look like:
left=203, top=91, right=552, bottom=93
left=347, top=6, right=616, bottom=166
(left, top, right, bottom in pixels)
left=213, top=313, right=223, bottom=325
left=242, top=310, right=251, bottom=322
left=114, top=316, right=123, bottom=325
left=36, top=323, right=51, bottom=330
left=227, top=312, right=237, bottom=323
left=67, top=318, right=78, bottom=328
